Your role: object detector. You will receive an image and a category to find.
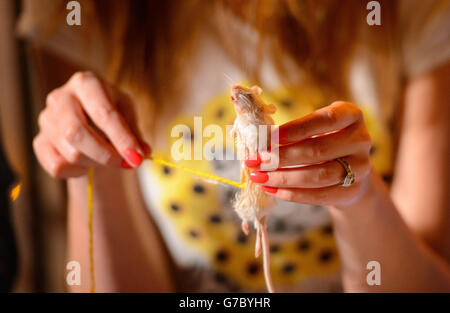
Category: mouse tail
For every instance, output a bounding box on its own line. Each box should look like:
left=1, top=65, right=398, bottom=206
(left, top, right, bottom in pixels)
left=260, top=216, right=275, bottom=293
left=255, top=223, right=262, bottom=258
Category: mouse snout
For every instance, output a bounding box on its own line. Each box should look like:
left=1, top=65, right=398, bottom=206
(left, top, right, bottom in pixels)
left=231, top=85, right=241, bottom=101
left=231, top=85, right=242, bottom=91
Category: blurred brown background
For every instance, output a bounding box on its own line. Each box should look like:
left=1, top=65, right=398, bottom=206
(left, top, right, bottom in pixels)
left=0, top=0, right=76, bottom=292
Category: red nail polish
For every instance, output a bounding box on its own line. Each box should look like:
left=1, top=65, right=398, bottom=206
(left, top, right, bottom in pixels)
left=124, top=149, right=143, bottom=167
left=278, top=128, right=288, bottom=144
left=262, top=186, right=278, bottom=194
left=250, top=171, right=269, bottom=183
left=245, top=153, right=261, bottom=167
left=121, top=159, right=133, bottom=169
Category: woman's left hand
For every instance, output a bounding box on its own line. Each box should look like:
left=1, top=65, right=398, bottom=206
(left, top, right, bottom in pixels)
left=247, top=101, right=373, bottom=208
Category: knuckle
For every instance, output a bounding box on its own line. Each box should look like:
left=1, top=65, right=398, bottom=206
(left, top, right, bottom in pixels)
left=64, top=122, right=84, bottom=144
left=317, top=165, right=332, bottom=183
left=283, top=191, right=296, bottom=202
left=95, top=105, right=116, bottom=125
left=37, top=111, right=48, bottom=130
left=98, top=149, right=113, bottom=165
left=350, top=104, right=364, bottom=120
left=311, top=140, right=325, bottom=159
left=116, top=134, right=134, bottom=151
left=70, top=71, right=96, bottom=87
left=32, top=135, right=43, bottom=153
left=48, top=160, right=64, bottom=178
left=326, top=107, right=339, bottom=125
left=46, top=88, right=62, bottom=107
left=274, top=172, right=288, bottom=186
left=66, top=149, right=83, bottom=164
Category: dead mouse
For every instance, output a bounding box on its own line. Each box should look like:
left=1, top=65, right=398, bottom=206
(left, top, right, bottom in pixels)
left=230, top=84, right=277, bottom=293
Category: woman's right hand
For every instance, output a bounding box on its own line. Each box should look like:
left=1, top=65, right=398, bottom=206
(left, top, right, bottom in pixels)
left=33, top=71, right=151, bottom=178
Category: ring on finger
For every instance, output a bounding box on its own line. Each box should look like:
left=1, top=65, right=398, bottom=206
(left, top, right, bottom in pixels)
left=335, top=158, right=356, bottom=187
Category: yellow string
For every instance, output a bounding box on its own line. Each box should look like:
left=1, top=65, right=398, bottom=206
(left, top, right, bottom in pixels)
left=147, top=156, right=246, bottom=189
left=87, top=167, right=95, bottom=293
left=86, top=157, right=244, bottom=292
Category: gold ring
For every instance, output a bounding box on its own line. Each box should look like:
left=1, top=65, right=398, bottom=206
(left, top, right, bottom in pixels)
left=336, top=158, right=355, bottom=187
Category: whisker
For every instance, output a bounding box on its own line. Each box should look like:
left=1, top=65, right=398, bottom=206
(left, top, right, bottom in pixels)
left=222, top=72, right=235, bottom=87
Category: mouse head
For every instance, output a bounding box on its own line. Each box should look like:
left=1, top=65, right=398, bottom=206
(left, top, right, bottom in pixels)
left=230, top=85, right=264, bottom=115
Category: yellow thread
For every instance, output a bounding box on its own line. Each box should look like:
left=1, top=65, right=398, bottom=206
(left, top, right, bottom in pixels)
left=147, top=157, right=246, bottom=189
left=87, top=167, right=95, bottom=293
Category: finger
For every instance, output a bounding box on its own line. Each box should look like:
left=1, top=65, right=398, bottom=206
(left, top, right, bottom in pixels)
left=270, top=122, right=371, bottom=168
left=250, top=156, right=370, bottom=188
left=43, top=92, right=123, bottom=167
left=39, top=109, right=98, bottom=167
left=113, top=88, right=152, bottom=157
left=276, top=101, right=363, bottom=144
left=33, top=134, right=87, bottom=179
left=68, top=72, right=145, bottom=166
left=261, top=182, right=364, bottom=207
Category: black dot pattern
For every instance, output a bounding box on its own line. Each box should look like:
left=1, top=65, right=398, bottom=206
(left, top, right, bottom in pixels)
left=163, top=166, right=171, bottom=175
left=170, top=203, right=180, bottom=212
left=215, top=250, right=229, bottom=263
left=273, top=219, right=287, bottom=232
left=209, top=214, right=222, bottom=224
left=270, top=244, right=281, bottom=253
left=322, top=224, right=333, bottom=235
left=216, top=108, right=224, bottom=119
left=246, top=262, right=260, bottom=276
left=236, top=233, right=247, bottom=244
left=189, top=230, right=200, bottom=238
left=193, top=184, right=205, bottom=194
left=281, top=99, right=293, bottom=108
left=214, top=272, right=227, bottom=283
left=282, top=263, right=296, bottom=274
left=318, top=249, right=334, bottom=263
left=298, top=239, right=311, bottom=252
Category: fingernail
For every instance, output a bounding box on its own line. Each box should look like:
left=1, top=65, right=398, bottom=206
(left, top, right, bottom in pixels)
left=249, top=171, right=269, bottom=183
left=262, top=186, right=278, bottom=194
left=278, top=128, right=288, bottom=144
left=121, top=159, right=133, bottom=169
left=124, top=149, right=143, bottom=167
left=245, top=153, right=261, bottom=167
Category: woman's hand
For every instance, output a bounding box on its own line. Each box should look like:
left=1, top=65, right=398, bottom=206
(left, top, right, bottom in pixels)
left=33, top=71, right=150, bottom=179
left=247, top=101, right=372, bottom=208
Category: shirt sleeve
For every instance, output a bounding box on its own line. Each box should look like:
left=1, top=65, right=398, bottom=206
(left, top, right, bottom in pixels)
left=399, top=0, right=450, bottom=77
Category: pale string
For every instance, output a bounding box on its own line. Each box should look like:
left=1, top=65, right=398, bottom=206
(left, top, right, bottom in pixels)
left=87, top=167, right=95, bottom=293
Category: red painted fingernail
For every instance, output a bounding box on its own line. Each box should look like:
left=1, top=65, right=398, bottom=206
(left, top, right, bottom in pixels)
left=278, top=128, right=288, bottom=144
left=250, top=171, right=269, bottom=183
left=262, top=186, right=278, bottom=194
left=124, top=149, right=143, bottom=167
left=245, top=153, right=261, bottom=167
left=121, top=159, right=133, bottom=169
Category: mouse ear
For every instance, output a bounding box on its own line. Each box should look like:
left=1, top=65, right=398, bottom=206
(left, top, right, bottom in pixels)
left=251, top=86, right=263, bottom=95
